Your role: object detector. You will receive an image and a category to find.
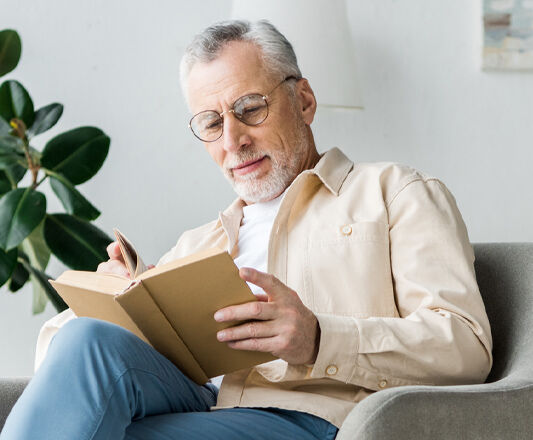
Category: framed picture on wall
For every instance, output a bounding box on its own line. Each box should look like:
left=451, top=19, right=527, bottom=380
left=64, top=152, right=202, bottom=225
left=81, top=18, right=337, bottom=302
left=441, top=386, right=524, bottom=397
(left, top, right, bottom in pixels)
left=483, top=0, right=533, bottom=71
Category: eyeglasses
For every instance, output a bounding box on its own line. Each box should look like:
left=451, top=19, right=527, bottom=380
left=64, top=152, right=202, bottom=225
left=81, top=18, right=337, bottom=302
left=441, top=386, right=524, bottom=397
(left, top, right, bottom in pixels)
left=188, top=76, right=299, bottom=142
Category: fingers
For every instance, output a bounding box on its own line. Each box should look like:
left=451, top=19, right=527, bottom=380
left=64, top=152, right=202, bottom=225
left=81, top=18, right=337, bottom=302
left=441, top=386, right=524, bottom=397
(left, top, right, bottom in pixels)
left=97, top=259, right=130, bottom=278
left=214, top=300, right=275, bottom=322
left=239, top=268, right=290, bottom=301
left=106, top=242, right=125, bottom=262
left=217, top=320, right=277, bottom=342
left=239, top=267, right=277, bottom=290
left=226, top=336, right=281, bottom=353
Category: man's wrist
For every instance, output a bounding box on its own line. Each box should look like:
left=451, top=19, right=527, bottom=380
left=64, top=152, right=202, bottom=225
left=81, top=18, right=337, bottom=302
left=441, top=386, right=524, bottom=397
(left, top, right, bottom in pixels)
left=305, top=316, right=321, bottom=365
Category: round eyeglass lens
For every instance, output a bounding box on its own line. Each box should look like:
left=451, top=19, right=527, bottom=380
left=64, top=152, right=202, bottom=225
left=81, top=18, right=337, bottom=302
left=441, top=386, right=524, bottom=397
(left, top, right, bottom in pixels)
left=191, top=111, right=223, bottom=142
left=234, top=94, right=268, bottom=125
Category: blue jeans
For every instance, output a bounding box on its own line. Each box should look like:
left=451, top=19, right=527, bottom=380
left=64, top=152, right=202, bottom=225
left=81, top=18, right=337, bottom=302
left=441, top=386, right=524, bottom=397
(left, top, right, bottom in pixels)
left=1, top=318, right=338, bottom=439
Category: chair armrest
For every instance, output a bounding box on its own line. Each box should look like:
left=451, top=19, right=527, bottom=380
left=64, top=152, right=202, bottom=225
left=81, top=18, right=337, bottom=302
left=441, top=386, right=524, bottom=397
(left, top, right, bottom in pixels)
left=336, top=376, right=533, bottom=440
left=0, top=377, right=31, bottom=432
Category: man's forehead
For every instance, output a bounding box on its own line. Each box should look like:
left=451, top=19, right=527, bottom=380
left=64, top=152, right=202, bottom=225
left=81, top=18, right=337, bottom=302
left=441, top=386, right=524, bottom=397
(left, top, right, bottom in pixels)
left=186, top=41, right=273, bottom=112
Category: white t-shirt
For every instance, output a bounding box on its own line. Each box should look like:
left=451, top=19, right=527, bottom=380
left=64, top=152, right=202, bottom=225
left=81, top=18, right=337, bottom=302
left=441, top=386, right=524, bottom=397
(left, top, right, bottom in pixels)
left=210, top=190, right=285, bottom=388
left=233, top=191, right=285, bottom=295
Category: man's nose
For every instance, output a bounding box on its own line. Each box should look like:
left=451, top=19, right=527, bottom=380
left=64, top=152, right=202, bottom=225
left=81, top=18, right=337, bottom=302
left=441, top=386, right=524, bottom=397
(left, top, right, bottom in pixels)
left=221, top=113, right=251, bottom=152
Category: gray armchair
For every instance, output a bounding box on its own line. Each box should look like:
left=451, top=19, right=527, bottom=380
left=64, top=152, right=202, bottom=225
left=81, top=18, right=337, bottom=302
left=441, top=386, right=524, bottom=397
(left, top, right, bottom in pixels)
left=2, top=243, right=532, bottom=438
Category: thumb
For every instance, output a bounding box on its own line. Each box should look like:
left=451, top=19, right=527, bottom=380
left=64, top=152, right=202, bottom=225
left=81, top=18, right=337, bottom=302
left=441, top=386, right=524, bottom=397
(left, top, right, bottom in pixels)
left=107, top=242, right=125, bottom=263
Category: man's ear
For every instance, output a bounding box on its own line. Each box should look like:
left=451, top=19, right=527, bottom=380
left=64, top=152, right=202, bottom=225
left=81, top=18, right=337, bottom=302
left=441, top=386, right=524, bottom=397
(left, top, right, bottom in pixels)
left=296, top=78, right=317, bottom=125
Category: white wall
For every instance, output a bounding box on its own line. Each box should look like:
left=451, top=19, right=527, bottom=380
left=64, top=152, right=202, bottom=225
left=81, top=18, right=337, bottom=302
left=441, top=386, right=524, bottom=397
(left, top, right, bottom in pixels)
left=1, top=0, right=532, bottom=376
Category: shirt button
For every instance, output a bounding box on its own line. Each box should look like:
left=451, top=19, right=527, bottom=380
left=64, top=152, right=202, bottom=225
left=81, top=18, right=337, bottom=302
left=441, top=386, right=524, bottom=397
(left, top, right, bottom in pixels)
left=341, top=225, right=352, bottom=236
left=378, top=379, right=388, bottom=389
left=326, top=365, right=338, bottom=376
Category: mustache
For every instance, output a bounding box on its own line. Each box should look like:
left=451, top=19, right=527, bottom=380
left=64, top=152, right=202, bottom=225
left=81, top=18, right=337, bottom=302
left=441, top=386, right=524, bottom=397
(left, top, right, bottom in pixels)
left=224, top=150, right=268, bottom=171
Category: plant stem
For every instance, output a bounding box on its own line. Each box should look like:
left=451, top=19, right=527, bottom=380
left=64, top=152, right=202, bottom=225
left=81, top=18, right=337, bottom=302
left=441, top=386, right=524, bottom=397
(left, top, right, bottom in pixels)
left=9, top=119, right=41, bottom=189
left=20, top=138, right=40, bottom=189
left=34, top=173, right=47, bottom=189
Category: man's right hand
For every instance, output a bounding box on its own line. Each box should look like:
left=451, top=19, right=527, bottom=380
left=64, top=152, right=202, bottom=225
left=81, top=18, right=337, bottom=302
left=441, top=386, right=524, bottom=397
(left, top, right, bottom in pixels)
left=97, top=242, right=130, bottom=278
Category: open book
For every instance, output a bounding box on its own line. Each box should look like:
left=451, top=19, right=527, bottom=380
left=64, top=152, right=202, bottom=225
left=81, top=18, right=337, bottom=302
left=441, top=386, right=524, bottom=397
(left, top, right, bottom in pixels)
left=49, top=229, right=276, bottom=384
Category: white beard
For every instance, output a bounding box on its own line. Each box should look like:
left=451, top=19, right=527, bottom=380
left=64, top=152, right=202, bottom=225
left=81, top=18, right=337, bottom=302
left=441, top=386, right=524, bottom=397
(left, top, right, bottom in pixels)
left=223, top=127, right=308, bottom=203
left=229, top=156, right=296, bottom=203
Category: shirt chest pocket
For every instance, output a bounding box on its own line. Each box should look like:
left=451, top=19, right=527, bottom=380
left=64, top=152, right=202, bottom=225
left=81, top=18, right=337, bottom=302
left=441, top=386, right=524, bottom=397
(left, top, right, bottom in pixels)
left=303, top=221, right=398, bottom=317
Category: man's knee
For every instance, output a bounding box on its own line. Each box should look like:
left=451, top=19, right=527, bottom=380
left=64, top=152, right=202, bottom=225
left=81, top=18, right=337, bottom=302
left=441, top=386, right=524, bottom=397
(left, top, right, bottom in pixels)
left=49, top=317, right=135, bottom=357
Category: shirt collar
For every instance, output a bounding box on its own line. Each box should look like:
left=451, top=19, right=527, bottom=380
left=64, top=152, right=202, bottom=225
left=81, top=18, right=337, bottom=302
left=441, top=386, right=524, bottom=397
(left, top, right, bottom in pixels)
left=218, top=198, right=245, bottom=255
left=307, top=147, right=354, bottom=196
left=218, top=147, right=354, bottom=252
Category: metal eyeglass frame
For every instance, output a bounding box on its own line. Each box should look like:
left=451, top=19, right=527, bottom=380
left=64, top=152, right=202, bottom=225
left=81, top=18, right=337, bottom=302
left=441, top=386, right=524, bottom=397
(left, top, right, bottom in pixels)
left=188, top=75, right=300, bottom=142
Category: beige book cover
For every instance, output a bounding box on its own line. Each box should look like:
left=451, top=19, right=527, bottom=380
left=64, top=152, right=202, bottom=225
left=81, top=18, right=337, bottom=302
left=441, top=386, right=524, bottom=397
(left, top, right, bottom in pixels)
left=49, top=231, right=276, bottom=385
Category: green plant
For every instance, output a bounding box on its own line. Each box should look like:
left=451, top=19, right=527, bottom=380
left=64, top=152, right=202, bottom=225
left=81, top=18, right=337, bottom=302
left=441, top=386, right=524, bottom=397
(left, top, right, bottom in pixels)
left=0, top=29, right=112, bottom=313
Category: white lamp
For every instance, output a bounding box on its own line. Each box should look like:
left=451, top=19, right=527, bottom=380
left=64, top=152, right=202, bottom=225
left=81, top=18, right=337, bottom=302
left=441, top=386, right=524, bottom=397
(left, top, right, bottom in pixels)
left=231, top=0, right=363, bottom=110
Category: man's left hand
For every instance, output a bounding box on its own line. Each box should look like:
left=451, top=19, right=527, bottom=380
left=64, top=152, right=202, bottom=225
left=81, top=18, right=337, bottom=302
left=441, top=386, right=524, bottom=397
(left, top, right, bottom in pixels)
left=214, top=267, right=320, bottom=365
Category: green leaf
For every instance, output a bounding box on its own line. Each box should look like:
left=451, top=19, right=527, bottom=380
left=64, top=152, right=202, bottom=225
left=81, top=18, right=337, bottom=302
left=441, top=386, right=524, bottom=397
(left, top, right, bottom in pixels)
left=19, top=223, right=53, bottom=312
left=21, top=220, right=50, bottom=270
left=29, top=269, right=67, bottom=313
left=31, top=277, right=49, bottom=313
left=0, top=137, right=24, bottom=170
left=49, top=173, right=100, bottom=221
left=27, top=103, right=63, bottom=138
left=0, top=30, right=21, bottom=78
left=0, top=170, right=11, bottom=194
left=0, top=188, right=46, bottom=251
left=0, top=152, right=23, bottom=169
left=0, top=80, right=34, bottom=129
left=41, top=127, right=110, bottom=185
left=44, top=213, right=111, bottom=270
left=0, top=135, right=23, bottom=153
left=0, top=164, right=26, bottom=194
left=0, top=246, right=17, bottom=286
left=8, top=261, right=29, bottom=292
left=0, top=114, right=10, bottom=135
left=5, top=163, right=26, bottom=183
left=19, top=257, right=67, bottom=313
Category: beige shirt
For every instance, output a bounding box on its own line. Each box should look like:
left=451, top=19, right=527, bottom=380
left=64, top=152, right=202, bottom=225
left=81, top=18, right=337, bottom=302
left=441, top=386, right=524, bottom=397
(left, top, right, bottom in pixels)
left=35, top=147, right=493, bottom=428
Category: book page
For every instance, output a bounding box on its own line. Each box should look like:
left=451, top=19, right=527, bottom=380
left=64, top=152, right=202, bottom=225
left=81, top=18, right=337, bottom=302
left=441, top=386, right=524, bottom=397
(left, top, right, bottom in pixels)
left=136, top=247, right=224, bottom=281
left=113, top=228, right=149, bottom=278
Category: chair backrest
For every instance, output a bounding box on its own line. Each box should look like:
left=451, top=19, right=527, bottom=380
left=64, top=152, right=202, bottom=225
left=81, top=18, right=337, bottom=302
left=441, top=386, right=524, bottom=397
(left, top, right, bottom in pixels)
left=473, top=243, right=533, bottom=383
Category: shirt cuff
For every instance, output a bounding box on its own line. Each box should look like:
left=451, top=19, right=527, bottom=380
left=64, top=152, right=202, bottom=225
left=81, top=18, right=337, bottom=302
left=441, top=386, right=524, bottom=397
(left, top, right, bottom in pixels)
left=308, top=313, right=359, bottom=382
left=34, top=308, right=77, bottom=372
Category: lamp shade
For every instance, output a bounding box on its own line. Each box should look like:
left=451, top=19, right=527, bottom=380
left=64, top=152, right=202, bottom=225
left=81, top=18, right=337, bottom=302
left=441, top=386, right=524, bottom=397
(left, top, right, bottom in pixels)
left=231, top=0, right=363, bottom=109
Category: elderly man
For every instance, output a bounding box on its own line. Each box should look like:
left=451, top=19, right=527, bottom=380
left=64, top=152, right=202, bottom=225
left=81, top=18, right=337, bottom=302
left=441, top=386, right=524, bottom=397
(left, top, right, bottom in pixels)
left=1, top=20, right=492, bottom=440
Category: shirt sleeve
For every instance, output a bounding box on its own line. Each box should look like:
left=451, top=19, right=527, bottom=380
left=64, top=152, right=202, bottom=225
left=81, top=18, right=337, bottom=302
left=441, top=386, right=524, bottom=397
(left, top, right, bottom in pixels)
left=309, top=178, right=493, bottom=391
left=34, top=308, right=77, bottom=373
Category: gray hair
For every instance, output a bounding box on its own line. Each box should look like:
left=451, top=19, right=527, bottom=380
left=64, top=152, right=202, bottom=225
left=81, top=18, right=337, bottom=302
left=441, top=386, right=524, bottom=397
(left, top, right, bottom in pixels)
left=180, top=20, right=302, bottom=104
